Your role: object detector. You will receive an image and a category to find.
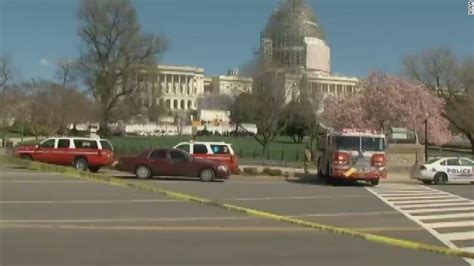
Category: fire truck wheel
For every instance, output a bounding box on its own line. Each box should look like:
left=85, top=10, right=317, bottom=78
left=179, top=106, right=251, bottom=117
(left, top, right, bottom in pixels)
left=370, top=179, right=379, bottom=186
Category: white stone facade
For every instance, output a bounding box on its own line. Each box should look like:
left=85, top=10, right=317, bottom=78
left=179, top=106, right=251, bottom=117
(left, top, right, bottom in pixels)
left=210, top=74, right=253, bottom=98
left=148, top=65, right=205, bottom=111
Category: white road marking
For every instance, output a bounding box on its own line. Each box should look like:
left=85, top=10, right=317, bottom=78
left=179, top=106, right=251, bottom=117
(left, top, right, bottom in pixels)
left=227, top=195, right=369, bottom=201
left=394, top=198, right=469, bottom=205
left=367, top=184, right=474, bottom=265
left=0, top=195, right=369, bottom=204
left=0, top=171, right=60, bottom=176
left=0, top=199, right=183, bottom=204
left=384, top=195, right=457, bottom=201
left=381, top=193, right=449, bottom=198
left=0, top=180, right=87, bottom=183
left=408, top=207, right=474, bottom=214
left=0, top=211, right=398, bottom=223
left=400, top=202, right=474, bottom=209
left=417, top=212, right=474, bottom=220
left=430, top=220, right=474, bottom=228
left=443, top=231, right=474, bottom=241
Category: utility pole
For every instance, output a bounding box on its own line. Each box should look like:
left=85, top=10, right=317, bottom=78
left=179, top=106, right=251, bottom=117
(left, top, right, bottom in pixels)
left=424, top=118, right=428, bottom=162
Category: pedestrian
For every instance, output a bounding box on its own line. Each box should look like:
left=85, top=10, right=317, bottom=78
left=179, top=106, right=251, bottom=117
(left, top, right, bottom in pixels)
left=304, top=144, right=312, bottom=174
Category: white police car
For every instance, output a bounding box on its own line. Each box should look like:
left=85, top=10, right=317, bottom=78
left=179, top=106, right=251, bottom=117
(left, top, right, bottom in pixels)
left=411, top=157, right=474, bottom=185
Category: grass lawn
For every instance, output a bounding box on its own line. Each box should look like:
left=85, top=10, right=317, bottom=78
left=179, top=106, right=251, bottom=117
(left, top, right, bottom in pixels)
left=110, top=135, right=309, bottom=162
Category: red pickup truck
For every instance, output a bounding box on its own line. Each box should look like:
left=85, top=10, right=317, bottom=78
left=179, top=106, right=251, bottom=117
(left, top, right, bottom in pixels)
left=15, top=137, right=115, bottom=172
left=116, top=148, right=230, bottom=182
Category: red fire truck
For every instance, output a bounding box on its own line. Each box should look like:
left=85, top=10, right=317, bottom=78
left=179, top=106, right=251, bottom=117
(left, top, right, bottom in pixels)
left=316, top=128, right=388, bottom=186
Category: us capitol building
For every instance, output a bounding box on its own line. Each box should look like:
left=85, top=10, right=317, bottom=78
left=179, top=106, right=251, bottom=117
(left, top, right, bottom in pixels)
left=138, top=0, right=358, bottom=115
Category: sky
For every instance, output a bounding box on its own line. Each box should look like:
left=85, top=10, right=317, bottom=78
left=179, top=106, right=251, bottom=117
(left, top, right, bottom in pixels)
left=0, top=0, right=473, bottom=81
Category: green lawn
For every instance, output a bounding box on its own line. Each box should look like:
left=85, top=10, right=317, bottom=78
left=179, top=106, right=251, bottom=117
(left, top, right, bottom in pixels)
left=110, top=135, right=308, bottom=162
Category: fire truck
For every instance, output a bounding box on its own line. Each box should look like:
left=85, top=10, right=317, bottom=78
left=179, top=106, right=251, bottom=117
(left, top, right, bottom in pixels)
left=316, top=128, right=388, bottom=186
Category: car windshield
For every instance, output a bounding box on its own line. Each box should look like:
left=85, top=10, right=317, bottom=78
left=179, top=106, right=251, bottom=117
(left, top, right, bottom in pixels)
left=361, top=137, right=385, bottom=152
left=335, top=136, right=360, bottom=151
left=335, top=136, right=385, bottom=152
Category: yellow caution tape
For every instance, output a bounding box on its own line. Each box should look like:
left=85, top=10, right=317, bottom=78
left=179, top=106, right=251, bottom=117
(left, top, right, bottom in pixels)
left=2, top=156, right=474, bottom=259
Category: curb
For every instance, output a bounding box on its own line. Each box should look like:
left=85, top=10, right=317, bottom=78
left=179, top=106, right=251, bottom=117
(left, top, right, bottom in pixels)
left=1, top=156, right=473, bottom=260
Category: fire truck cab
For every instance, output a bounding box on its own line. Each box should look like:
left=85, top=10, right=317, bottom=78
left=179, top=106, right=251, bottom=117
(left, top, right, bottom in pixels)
left=316, top=128, right=387, bottom=186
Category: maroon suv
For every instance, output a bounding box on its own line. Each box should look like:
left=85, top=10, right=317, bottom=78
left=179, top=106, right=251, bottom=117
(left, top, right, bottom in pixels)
left=116, top=148, right=230, bottom=182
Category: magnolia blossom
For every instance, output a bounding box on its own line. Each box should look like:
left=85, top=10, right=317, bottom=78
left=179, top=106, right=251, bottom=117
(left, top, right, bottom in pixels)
left=323, top=72, right=452, bottom=145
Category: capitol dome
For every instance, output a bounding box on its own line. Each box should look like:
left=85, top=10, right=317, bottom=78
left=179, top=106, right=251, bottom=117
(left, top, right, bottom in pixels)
left=263, top=0, right=326, bottom=43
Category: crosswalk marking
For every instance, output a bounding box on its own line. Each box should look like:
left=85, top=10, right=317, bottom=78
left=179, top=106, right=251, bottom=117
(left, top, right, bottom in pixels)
left=385, top=195, right=457, bottom=200
left=367, top=184, right=474, bottom=265
left=417, top=212, right=474, bottom=220
left=394, top=198, right=469, bottom=205
left=409, top=206, right=474, bottom=214
left=444, top=231, right=474, bottom=241
left=400, top=202, right=473, bottom=209
left=430, top=220, right=474, bottom=228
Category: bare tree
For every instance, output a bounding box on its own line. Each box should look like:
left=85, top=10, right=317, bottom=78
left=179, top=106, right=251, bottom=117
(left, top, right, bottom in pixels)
left=0, top=57, right=13, bottom=128
left=229, top=92, right=256, bottom=132
left=7, top=80, right=94, bottom=139
left=56, top=59, right=79, bottom=87
left=251, top=68, right=292, bottom=153
left=77, top=0, right=167, bottom=135
left=403, top=48, right=474, bottom=154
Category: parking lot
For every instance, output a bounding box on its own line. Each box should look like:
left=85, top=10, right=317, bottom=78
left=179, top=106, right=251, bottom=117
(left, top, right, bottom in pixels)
left=0, top=162, right=472, bottom=266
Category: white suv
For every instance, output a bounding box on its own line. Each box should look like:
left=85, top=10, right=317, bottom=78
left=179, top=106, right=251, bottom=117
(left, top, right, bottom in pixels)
left=174, top=141, right=239, bottom=173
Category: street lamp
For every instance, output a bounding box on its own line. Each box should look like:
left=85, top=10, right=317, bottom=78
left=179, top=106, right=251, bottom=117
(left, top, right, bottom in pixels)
left=424, top=113, right=429, bottom=162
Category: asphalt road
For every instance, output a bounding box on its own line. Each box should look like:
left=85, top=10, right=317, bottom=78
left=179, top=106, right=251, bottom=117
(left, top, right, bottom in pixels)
left=0, top=163, right=473, bottom=266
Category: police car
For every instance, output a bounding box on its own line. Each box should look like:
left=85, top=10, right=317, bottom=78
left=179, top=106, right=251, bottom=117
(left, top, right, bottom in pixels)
left=411, top=157, right=474, bottom=185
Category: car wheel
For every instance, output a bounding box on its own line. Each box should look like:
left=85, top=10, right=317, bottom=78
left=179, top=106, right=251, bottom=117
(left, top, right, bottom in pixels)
left=433, top=173, right=448, bottom=185
left=199, top=168, right=215, bottom=182
left=74, top=158, right=88, bottom=171
left=422, top=180, right=432, bottom=185
left=370, top=179, right=379, bottom=186
left=21, top=154, right=32, bottom=161
left=135, top=165, right=151, bottom=180
left=89, top=166, right=100, bottom=173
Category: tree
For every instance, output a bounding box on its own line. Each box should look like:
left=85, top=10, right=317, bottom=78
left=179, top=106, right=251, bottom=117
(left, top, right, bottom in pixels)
left=6, top=80, right=95, bottom=139
left=77, top=0, right=167, bottom=135
left=403, top=48, right=474, bottom=153
left=323, top=72, right=452, bottom=145
left=229, top=92, right=255, bottom=131
left=251, top=69, right=292, bottom=153
left=285, top=100, right=308, bottom=143
left=0, top=57, right=13, bottom=128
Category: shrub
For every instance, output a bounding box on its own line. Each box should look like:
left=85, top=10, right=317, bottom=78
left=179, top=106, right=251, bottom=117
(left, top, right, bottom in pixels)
left=243, top=167, right=259, bottom=175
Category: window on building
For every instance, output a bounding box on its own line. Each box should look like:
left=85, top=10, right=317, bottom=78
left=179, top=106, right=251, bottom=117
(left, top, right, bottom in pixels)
left=57, top=139, right=70, bottom=149
left=181, top=100, right=185, bottom=109
left=193, top=144, right=208, bottom=154
left=188, top=100, right=192, bottom=109
left=166, top=99, right=171, bottom=109
left=174, top=99, right=178, bottom=109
